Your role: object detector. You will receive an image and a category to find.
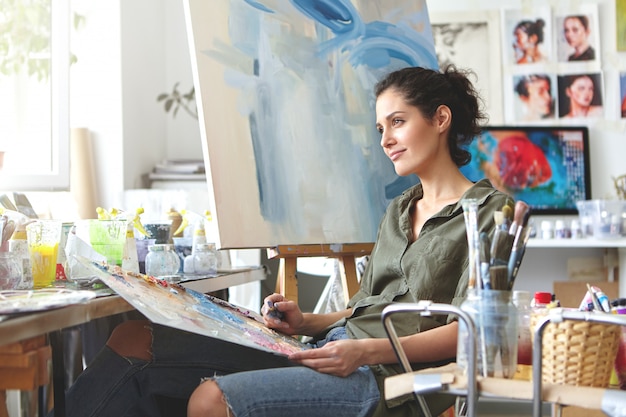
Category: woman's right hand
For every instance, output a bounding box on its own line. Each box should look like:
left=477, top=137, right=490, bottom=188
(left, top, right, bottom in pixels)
left=261, top=293, right=304, bottom=335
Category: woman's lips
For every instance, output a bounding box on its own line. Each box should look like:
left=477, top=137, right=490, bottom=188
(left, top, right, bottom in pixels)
left=388, top=149, right=405, bottom=161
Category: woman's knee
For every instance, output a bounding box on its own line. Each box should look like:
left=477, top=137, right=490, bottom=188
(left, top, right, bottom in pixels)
left=187, top=379, right=230, bottom=417
left=106, top=320, right=153, bottom=361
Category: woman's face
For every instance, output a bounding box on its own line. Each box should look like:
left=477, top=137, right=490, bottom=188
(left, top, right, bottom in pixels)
left=514, top=28, right=531, bottom=50
left=567, top=76, right=594, bottom=107
left=375, top=89, right=442, bottom=177
left=564, top=17, right=588, bottom=48
left=524, top=78, right=553, bottom=116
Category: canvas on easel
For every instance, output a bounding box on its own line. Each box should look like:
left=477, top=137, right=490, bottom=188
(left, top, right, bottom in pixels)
left=184, top=0, right=437, bottom=249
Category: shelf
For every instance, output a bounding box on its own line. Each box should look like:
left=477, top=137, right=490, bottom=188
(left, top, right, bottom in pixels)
left=527, top=237, right=626, bottom=248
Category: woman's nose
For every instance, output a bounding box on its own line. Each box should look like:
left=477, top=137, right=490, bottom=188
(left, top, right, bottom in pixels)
left=380, top=130, right=394, bottom=148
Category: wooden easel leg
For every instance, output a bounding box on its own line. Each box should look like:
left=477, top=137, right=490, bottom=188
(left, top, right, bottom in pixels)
left=0, top=390, right=7, bottom=417
left=276, top=258, right=299, bottom=304
left=339, top=255, right=360, bottom=305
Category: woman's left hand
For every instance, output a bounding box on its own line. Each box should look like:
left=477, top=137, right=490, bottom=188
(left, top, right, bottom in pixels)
left=288, top=339, right=365, bottom=377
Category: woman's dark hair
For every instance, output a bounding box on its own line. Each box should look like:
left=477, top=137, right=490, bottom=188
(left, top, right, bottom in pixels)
left=565, top=15, right=590, bottom=31
left=515, top=74, right=552, bottom=98
left=515, top=19, right=546, bottom=44
left=374, top=65, right=486, bottom=167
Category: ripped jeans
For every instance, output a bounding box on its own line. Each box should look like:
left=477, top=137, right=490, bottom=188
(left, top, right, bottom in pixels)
left=55, top=324, right=379, bottom=417
left=213, top=326, right=380, bottom=417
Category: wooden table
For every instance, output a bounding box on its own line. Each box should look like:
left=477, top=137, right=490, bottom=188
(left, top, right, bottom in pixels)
left=0, top=266, right=266, bottom=417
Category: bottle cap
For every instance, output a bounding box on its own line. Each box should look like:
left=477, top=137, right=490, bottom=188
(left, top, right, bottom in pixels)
left=534, top=291, right=552, bottom=305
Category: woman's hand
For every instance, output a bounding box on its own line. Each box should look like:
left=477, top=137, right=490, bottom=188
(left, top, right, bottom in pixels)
left=288, top=339, right=365, bottom=377
left=261, top=294, right=304, bottom=336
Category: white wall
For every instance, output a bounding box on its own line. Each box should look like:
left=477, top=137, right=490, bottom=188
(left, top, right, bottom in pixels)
left=69, top=0, right=201, bottom=211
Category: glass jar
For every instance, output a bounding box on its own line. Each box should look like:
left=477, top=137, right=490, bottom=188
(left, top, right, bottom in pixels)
left=0, top=251, right=24, bottom=290
left=512, top=290, right=532, bottom=380
left=8, top=237, right=33, bottom=289
left=192, top=243, right=218, bottom=276
left=145, top=244, right=181, bottom=279
left=457, top=289, right=518, bottom=379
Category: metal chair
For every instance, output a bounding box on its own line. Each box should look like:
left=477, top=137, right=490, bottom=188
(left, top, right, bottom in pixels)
left=381, top=301, right=478, bottom=417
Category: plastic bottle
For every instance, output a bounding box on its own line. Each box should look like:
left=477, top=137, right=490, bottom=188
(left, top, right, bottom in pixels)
left=122, top=221, right=140, bottom=273
left=512, top=290, right=532, bottom=380
left=177, top=210, right=213, bottom=274
left=540, top=220, right=553, bottom=239
left=532, top=291, right=552, bottom=309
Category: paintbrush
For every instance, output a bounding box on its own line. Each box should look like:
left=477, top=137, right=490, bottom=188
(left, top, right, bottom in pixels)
left=479, top=232, right=491, bottom=289
left=508, top=201, right=529, bottom=238
left=490, top=211, right=510, bottom=267
left=501, top=204, right=513, bottom=231
left=489, top=265, right=508, bottom=290
left=507, top=210, right=531, bottom=286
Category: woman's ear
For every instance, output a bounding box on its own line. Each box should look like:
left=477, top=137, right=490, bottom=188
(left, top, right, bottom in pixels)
left=435, top=105, right=452, bottom=132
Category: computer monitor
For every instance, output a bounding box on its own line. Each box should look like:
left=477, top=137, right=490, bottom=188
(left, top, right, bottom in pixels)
left=461, top=126, right=591, bottom=215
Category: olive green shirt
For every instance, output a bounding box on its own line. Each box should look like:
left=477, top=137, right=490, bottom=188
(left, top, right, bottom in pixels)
left=343, top=179, right=511, bottom=417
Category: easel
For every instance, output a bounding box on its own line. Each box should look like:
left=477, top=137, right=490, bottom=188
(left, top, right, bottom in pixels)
left=267, top=243, right=374, bottom=306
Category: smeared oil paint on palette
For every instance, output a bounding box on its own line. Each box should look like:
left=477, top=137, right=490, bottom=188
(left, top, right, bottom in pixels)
left=79, top=257, right=308, bottom=356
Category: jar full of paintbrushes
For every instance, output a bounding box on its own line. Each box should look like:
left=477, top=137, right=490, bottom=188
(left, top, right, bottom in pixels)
left=457, top=288, right=518, bottom=379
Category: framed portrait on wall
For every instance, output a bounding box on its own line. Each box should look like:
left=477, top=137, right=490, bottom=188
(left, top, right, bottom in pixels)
left=554, top=4, right=600, bottom=63
left=429, top=10, right=503, bottom=123
left=557, top=72, right=604, bottom=119
left=508, top=72, right=558, bottom=122
left=501, top=6, right=553, bottom=67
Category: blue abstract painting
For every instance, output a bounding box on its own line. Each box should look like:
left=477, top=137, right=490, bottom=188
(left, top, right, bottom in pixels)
left=185, top=0, right=437, bottom=248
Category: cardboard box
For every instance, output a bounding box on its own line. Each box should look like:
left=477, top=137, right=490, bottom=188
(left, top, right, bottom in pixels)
left=553, top=281, right=620, bottom=309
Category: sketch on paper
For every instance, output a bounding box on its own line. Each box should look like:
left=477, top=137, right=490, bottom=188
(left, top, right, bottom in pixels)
left=429, top=11, right=503, bottom=124
left=184, top=0, right=437, bottom=249
left=81, top=258, right=308, bottom=355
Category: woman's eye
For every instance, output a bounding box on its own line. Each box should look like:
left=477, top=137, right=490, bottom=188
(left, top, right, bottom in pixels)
left=392, top=118, right=403, bottom=126
left=377, top=126, right=384, bottom=134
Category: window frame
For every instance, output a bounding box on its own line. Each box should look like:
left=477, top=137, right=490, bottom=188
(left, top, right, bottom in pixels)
left=0, top=0, right=70, bottom=191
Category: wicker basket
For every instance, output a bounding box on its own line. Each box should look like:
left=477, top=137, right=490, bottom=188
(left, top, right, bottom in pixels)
left=531, top=312, right=621, bottom=387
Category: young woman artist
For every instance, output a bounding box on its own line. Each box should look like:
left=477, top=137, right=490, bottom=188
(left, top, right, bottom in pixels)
left=56, top=66, right=511, bottom=417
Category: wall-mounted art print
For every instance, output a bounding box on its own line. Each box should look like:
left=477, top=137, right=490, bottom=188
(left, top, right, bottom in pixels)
left=502, top=6, right=553, bottom=67
left=557, top=72, right=604, bottom=119
left=510, top=72, right=557, bottom=121
left=555, top=4, right=600, bottom=63
left=184, top=0, right=438, bottom=249
left=429, top=10, right=503, bottom=123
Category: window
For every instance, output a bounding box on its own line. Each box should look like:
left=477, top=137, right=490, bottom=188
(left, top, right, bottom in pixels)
left=0, top=0, right=70, bottom=191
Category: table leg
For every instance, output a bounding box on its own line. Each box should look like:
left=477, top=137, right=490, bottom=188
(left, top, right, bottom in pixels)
left=49, top=330, right=66, bottom=417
